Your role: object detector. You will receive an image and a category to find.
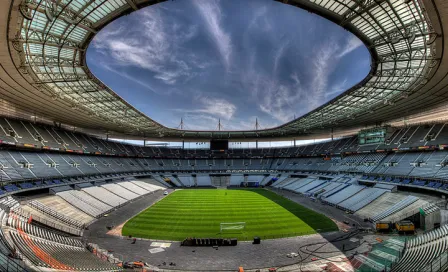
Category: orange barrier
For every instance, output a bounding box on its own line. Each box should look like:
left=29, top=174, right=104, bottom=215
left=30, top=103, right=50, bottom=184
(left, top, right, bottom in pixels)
left=13, top=216, right=75, bottom=271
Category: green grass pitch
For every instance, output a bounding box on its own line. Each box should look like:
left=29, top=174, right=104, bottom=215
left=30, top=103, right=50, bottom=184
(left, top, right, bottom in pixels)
left=122, top=189, right=337, bottom=241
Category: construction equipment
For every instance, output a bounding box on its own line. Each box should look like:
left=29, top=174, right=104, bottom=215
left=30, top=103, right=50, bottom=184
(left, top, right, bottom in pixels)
left=395, top=220, right=415, bottom=234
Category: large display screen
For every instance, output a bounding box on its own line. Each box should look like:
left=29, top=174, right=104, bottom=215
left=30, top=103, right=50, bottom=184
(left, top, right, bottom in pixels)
left=358, top=127, right=387, bottom=145
left=210, top=140, right=229, bottom=150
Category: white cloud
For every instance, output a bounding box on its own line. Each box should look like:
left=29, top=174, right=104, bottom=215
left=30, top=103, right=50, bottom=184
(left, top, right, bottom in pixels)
left=326, top=78, right=348, bottom=99
left=181, top=114, right=277, bottom=131
left=179, top=112, right=254, bottom=131
left=307, top=39, right=340, bottom=110
left=192, top=0, right=232, bottom=70
left=221, top=115, right=278, bottom=131
left=258, top=84, right=302, bottom=123
left=92, top=7, right=200, bottom=85
left=225, top=119, right=256, bottom=131
left=338, top=35, right=363, bottom=58
left=242, top=76, right=301, bottom=124
left=273, top=41, right=289, bottom=74
left=92, top=22, right=125, bottom=46
left=182, top=114, right=220, bottom=130
left=240, top=33, right=360, bottom=123
left=100, top=65, right=162, bottom=94
left=174, top=96, right=237, bottom=124
left=194, top=96, right=237, bottom=119
left=240, top=51, right=303, bottom=124
left=306, top=35, right=364, bottom=110
left=248, top=5, right=270, bottom=32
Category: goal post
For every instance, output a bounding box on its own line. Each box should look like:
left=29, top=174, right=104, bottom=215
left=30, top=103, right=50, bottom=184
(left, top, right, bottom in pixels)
left=220, top=222, right=246, bottom=233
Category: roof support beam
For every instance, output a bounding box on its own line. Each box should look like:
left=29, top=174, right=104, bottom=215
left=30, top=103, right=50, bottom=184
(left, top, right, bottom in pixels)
left=16, top=39, right=84, bottom=51
left=341, top=0, right=387, bottom=25
left=125, top=0, right=138, bottom=11
left=11, top=0, right=435, bottom=140
left=19, top=27, right=82, bottom=48
left=25, top=3, right=97, bottom=34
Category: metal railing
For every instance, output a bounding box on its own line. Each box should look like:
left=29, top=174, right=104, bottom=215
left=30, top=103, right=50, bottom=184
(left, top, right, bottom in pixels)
left=87, top=243, right=122, bottom=265
left=0, top=253, right=28, bottom=272
left=422, top=249, right=448, bottom=272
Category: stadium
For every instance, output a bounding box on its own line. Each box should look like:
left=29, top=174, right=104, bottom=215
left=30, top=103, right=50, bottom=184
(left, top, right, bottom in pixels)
left=0, top=0, right=447, bottom=271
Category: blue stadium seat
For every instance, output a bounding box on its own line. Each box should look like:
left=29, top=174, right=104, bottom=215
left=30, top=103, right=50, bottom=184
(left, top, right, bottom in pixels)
left=413, top=180, right=426, bottom=186
left=18, top=183, right=34, bottom=189
left=4, top=184, right=19, bottom=192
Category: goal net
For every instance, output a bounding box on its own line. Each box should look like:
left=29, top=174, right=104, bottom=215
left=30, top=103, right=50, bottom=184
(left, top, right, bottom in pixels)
left=220, top=222, right=246, bottom=233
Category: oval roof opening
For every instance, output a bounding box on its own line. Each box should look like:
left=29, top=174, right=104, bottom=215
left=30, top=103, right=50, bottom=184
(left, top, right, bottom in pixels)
left=87, top=0, right=370, bottom=131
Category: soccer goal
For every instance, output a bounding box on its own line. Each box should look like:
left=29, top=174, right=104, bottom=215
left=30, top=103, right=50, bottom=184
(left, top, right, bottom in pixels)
left=220, top=222, right=246, bottom=233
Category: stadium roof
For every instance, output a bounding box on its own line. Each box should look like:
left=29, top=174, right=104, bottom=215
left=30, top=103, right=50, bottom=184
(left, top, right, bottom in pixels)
left=0, top=0, right=446, bottom=140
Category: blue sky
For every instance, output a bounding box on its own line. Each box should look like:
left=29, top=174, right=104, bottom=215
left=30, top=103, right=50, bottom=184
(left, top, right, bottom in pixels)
left=87, top=0, right=370, bottom=131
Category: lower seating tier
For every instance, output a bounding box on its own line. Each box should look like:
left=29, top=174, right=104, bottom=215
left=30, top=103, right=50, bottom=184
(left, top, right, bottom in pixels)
left=9, top=231, right=120, bottom=271
left=392, top=225, right=448, bottom=272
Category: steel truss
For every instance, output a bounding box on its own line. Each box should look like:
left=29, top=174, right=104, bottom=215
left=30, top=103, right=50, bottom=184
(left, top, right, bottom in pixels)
left=11, top=0, right=439, bottom=139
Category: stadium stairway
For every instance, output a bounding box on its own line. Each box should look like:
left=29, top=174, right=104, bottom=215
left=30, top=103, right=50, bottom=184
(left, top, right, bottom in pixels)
left=28, top=200, right=84, bottom=229
left=322, top=185, right=365, bottom=206
left=274, top=178, right=298, bottom=188
left=116, top=181, right=149, bottom=195
left=351, top=238, right=405, bottom=272
left=82, top=186, right=128, bottom=208
left=35, top=195, right=94, bottom=225
left=379, top=199, right=429, bottom=223
left=101, top=183, right=139, bottom=200
left=370, top=196, right=419, bottom=222
left=338, top=188, right=387, bottom=213
left=292, top=178, right=322, bottom=193
left=131, top=179, right=165, bottom=191
left=20, top=204, right=83, bottom=236
left=391, top=225, right=448, bottom=272
left=355, top=193, right=407, bottom=220
left=57, top=190, right=111, bottom=218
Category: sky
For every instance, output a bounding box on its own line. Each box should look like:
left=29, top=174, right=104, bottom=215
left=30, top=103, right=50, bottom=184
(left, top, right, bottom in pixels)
left=87, top=0, right=371, bottom=131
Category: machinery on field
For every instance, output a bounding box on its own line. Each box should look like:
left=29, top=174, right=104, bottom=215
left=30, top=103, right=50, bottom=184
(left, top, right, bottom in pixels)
left=396, top=221, right=415, bottom=234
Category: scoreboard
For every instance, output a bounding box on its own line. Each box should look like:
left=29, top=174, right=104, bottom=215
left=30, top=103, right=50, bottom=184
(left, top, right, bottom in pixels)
left=210, top=140, right=229, bottom=150
left=358, top=127, right=389, bottom=145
